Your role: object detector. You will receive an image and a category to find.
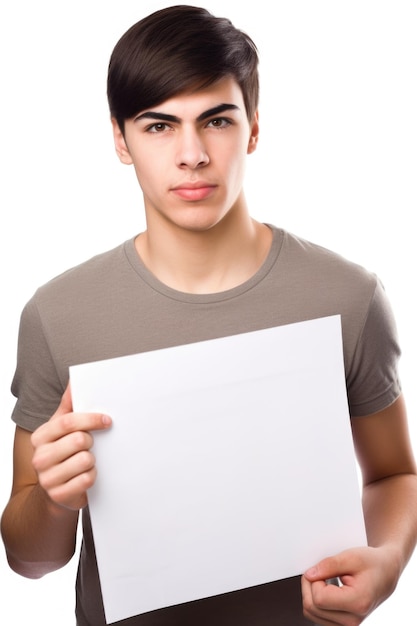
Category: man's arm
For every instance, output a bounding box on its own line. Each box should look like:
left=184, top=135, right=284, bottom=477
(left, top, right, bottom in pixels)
left=353, top=394, right=417, bottom=567
left=1, top=386, right=112, bottom=579
left=301, top=394, right=417, bottom=626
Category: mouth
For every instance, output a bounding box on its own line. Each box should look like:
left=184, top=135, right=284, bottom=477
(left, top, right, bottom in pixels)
left=171, top=182, right=217, bottom=202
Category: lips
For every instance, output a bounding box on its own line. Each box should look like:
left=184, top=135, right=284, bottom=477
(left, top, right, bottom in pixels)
left=171, top=182, right=217, bottom=201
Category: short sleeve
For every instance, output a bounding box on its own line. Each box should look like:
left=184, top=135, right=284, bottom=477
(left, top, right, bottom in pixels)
left=11, top=295, right=66, bottom=431
left=346, top=277, right=402, bottom=417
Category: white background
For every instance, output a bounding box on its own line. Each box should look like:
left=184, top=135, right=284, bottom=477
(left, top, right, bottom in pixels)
left=0, top=1, right=415, bottom=623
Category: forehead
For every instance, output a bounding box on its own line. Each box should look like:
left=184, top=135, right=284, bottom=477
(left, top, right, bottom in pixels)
left=137, top=77, right=246, bottom=117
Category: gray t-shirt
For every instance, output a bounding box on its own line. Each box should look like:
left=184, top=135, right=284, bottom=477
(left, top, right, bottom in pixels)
left=11, top=226, right=401, bottom=625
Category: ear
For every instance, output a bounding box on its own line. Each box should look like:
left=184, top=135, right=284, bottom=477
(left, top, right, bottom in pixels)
left=247, top=110, right=259, bottom=154
left=111, top=118, right=133, bottom=165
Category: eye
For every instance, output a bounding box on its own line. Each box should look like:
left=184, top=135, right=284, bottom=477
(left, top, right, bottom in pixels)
left=207, top=117, right=232, bottom=129
left=146, top=122, right=170, bottom=133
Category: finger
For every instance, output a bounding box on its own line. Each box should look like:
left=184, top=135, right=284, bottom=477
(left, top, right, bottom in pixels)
left=47, top=466, right=98, bottom=510
left=301, top=577, right=355, bottom=625
left=32, top=410, right=111, bottom=448
left=304, top=557, right=342, bottom=583
left=304, top=549, right=362, bottom=583
left=32, top=430, right=94, bottom=473
left=311, top=579, right=355, bottom=611
left=303, top=576, right=367, bottom=623
left=39, top=448, right=97, bottom=494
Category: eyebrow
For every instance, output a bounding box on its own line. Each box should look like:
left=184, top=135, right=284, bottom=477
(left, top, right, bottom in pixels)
left=134, top=103, right=240, bottom=124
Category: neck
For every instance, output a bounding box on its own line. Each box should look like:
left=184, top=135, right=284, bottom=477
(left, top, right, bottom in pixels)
left=135, top=202, right=272, bottom=294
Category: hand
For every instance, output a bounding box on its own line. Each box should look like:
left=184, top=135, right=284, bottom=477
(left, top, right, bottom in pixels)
left=31, top=384, right=112, bottom=511
left=301, top=546, right=399, bottom=625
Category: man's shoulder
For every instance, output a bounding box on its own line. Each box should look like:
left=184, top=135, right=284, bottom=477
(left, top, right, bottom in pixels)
left=23, top=240, right=137, bottom=319
left=35, top=240, right=131, bottom=299
left=280, top=229, right=377, bottom=288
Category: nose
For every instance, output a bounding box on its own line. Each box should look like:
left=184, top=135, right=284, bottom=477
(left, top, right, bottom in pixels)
left=175, top=127, right=209, bottom=169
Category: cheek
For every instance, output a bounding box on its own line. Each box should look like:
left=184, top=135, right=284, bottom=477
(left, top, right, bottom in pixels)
left=221, top=144, right=247, bottom=181
left=132, top=161, right=158, bottom=197
left=130, top=149, right=162, bottom=183
left=223, top=134, right=250, bottom=162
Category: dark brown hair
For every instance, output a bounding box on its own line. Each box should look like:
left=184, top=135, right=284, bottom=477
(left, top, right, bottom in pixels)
left=107, top=5, right=259, bottom=132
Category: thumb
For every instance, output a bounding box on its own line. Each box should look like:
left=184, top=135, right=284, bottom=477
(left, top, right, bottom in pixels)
left=51, top=382, right=73, bottom=419
left=304, top=556, right=342, bottom=582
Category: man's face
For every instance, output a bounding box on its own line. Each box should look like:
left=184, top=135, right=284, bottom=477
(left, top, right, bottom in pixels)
left=112, top=77, right=259, bottom=233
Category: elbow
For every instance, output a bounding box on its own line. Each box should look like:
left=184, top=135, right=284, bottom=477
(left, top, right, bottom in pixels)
left=7, top=556, right=45, bottom=579
left=5, top=550, right=73, bottom=579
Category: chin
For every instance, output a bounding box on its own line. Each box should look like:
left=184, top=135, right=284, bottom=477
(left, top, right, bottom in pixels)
left=169, top=209, right=228, bottom=233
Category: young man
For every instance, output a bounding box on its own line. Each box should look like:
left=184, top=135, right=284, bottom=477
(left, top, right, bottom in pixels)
left=2, top=5, right=417, bottom=625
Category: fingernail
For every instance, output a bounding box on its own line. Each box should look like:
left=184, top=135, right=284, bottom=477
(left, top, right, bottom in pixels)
left=305, top=566, right=317, bottom=577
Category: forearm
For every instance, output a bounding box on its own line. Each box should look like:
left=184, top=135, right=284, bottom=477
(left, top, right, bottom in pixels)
left=1, top=482, right=79, bottom=578
left=362, top=472, right=417, bottom=574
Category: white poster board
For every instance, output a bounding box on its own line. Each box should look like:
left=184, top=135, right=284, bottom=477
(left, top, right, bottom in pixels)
left=70, top=315, right=366, bottom=624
